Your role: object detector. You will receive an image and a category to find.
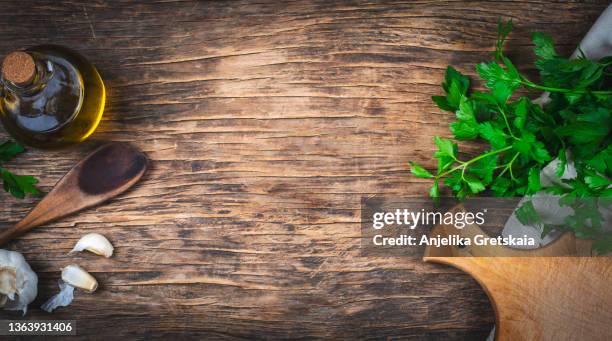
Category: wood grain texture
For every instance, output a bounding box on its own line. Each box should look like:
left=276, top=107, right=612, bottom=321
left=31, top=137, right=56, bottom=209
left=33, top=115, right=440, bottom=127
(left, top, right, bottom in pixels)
left=425, top=256, right=612, bottom=341
left=0, top=1, right=608, bottom=339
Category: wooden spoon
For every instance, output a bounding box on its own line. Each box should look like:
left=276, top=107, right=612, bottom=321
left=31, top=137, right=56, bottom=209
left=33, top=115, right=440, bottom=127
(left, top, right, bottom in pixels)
left=0, top=143, right=148, bottom=245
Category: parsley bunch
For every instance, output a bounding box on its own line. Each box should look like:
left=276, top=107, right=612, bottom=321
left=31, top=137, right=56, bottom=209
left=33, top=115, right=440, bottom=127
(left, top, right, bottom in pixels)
left=0, top=140, right=40, bottom=198
left=410, top=20, right=611, bottom=253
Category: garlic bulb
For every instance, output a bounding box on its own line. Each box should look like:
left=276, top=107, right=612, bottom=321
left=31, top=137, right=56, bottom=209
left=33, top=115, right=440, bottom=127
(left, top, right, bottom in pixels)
left=70, top=233, right=113, bottom=258
left=61, top=265, right=98, bottom=292
left=0, top=249, right=38, bottom=314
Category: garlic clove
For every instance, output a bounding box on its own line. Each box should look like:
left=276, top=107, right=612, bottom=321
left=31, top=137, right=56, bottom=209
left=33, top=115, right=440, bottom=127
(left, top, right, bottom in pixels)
left=61, top=265, right=98, bottom=293
left=70, top=233, right=113, bottom=258
left=0, top=267, right=17, bottom=299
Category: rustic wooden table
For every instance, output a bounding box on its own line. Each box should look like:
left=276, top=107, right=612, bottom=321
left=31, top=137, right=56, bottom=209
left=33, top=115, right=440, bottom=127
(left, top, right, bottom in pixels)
left=0, top=1, right=607, bottom=339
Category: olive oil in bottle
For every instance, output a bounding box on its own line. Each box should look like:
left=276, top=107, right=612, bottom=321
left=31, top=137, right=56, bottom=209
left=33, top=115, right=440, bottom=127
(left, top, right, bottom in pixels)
left=0, top=45, right=105, bottom=149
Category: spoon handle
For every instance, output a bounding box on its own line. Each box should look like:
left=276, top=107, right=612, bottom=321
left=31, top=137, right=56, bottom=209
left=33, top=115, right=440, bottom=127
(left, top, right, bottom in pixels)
left=0, top=191, right=76, bottom=245
left=0, top=220, right=37, bottom=245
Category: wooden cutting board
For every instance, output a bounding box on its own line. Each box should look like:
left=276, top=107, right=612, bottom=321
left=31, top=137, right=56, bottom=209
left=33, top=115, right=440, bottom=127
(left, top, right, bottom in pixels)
left=423, top=208, right=612, bottom=341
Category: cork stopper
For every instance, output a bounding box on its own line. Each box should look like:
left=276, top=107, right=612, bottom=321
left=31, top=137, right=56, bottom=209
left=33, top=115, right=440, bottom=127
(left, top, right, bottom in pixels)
left=1, top=51, right=36, bottom=86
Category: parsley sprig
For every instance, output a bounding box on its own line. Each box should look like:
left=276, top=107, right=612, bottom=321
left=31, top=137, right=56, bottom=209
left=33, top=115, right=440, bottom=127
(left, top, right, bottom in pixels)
left=0, top=140, right=41, bottom=198
left=410, top=20, right=612, bottom=253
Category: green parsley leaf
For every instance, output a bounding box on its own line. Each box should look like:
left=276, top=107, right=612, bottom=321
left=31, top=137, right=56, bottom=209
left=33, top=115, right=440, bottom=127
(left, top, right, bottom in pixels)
left=496, top=18, right=513, bottom=61
left=479, top=122, right=507, bottom=150
left=1, top=169, right=41, bottom=199
left=443, top=66, right=470, bottom=96
left=0, top=140, right=41, bottom=199
left=491, top=177, right=512, bottom=196
left=512, top=132, right=551, bottom=162
left=450, top=97, right=479, bottom=139
left=450, top=121, right=479, bottom=140
left=464, top=174, right=485, bottom=194
left=515, top=200, right=542, bottom=227
left=433, top=136, right=457, bottom=160
left=512, top=97, right=528, bottom=130
left=556, top=122, right=608, bottom=145
left=437, top=66, right=471, bottom=111
left=432, top=95, right=454, bottom=111
left=531, top=32, right=557, bottom=60
left=555, top=149, right=567, bottom=178
left=470, top=153, right=497, bottom=185
left=476, top=61, right=521, bottom=92
left=0, top=140, right=25, bottom=162
left=429, top=180, right=440, bottom=199
left=586, top=146, right=612, bottom=174
left=409, top=162, right=434, bottom=179
left=585, top=175, right=611, bottom=189
left=527, top=168, right=541, bottom=194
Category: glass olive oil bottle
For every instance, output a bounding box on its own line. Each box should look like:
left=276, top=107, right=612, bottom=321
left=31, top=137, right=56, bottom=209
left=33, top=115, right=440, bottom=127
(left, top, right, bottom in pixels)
left=0, top=45, right=105, bottom=149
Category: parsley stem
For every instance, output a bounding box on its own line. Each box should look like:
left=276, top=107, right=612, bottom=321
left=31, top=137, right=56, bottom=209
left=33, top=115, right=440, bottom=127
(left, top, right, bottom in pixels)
left=497, top=152, right=520, bottom=180
left=497, top=105, right=518, bottom=140
left=435, top=146, right=512, bottom=179
left=520, top=77, right=612, bottom=95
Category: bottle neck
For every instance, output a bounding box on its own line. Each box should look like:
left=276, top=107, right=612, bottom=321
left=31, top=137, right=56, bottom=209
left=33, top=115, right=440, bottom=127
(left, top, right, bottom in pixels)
left=1, top=56, right=51, bottom=96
